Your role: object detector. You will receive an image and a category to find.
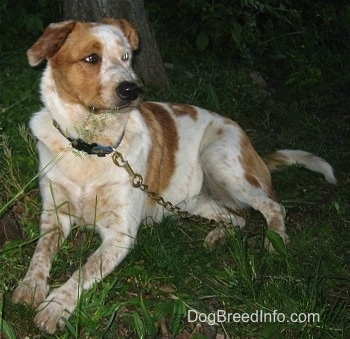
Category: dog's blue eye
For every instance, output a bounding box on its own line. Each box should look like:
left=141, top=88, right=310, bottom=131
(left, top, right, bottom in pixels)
left=84, top=54, right=100, bottom=64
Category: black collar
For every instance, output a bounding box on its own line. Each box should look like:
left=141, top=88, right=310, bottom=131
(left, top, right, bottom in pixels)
left=53, top=120, right=121, bottom=157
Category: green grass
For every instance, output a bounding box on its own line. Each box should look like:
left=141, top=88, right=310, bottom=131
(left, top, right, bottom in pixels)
left=1, top=36, right=349, bottom=339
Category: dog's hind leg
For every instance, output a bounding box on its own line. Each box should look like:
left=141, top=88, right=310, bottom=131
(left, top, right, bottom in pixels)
left=200, top=127, right=288, bottom=250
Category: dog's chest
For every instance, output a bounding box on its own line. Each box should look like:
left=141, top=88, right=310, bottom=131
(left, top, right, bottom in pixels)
left=45, top=152, right=132, bottom=221
left=55, top=150, right=114, bottom=183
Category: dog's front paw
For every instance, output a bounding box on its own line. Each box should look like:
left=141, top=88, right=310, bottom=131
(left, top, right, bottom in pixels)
left=34, top=288, right=76, bottom=334
left=12, top=278, right=49, bottom=308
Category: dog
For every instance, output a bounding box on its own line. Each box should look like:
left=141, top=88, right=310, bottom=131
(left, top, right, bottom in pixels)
left=12, top=18, right=336, bottom=333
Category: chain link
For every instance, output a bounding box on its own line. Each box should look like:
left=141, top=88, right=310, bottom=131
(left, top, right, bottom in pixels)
left=111, top=151, right=249, bottom=228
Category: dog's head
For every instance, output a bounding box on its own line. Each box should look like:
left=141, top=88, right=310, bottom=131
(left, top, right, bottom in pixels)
left=28, top=19, right=140, bottom=113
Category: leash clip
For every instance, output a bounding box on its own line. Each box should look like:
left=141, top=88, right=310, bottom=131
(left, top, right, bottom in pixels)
left=112, top=151, right=143, bottom=187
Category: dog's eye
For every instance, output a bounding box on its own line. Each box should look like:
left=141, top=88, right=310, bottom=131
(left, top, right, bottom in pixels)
left=122, top=52, right=129, bottom=62
left=84, top=54, right=100, bottom=64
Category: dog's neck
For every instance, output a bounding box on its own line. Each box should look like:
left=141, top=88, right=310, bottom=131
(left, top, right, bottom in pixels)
left=53, top=119, right=125, bottom=156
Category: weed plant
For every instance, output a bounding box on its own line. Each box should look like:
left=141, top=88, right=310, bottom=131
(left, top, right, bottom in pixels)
left=1, top=1, right=349, bottom=338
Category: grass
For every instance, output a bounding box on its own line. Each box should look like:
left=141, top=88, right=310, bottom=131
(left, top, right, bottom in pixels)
left=1, top=33, right=350, bottom=339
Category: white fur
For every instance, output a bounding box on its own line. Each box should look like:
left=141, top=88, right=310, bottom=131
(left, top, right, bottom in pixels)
left=273, top=149, right=337, bottom=184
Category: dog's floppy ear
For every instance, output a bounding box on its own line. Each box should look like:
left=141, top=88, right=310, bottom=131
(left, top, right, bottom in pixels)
left=100, top=18, right=139, bottom=51
left=27, top=21, right=76, bottom=67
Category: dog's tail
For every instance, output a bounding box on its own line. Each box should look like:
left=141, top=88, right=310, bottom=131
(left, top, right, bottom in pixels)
left=263, top=149, right=337, bottom=184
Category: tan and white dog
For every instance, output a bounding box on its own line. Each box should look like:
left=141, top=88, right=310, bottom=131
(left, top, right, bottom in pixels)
left=12, top=19, right=336, bottom=333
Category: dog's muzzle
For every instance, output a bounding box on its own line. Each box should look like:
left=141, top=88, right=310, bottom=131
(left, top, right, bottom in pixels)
left=89, top=81, right=141, bottom=114
left=117, top=81, right=140, bottom=102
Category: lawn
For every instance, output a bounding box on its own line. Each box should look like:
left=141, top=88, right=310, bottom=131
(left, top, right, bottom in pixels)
left=1, top=1, right=349, bottom=338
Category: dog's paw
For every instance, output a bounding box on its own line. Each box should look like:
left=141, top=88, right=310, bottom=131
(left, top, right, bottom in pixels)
left=204, top=228, right=227, bottom=249
left=231, top=215, right=246, bottom=228
left=12, top=279, right=49, bottom=308
left=34, top=288, right=76, bottom=334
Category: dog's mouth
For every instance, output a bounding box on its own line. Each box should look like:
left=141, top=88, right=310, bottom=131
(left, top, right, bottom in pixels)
left=88, top=99, right=139, bottom=115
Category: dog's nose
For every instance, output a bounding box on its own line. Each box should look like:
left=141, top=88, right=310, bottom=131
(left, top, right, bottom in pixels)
left=117, top=81, right=140, bottom=101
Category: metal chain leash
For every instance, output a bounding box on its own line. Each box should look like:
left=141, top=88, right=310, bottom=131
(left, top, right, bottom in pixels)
left=112, top=151, right=249, bottom=228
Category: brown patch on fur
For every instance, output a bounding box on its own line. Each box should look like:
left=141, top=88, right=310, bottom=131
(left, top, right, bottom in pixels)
left=268, top=215, right=285, bottom=234
left=263, top=151, right=289, bottom=171
left=239, top=133, right=276, bottom=200
left=27, top=21, right=77, bottom=66
left=244, top=174, right=261, bottom=189
left=217, top=128, right=223, bottom=136
left=140, top=102, right=179, bottom=200
left=170, top=103, right=198, bottom=120
left=46, top=22, right=104, bottom=107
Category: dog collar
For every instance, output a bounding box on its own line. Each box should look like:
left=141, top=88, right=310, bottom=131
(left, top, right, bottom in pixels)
left=53, top=120, right=122, bottom=157
left=69, top=138, right=115, bottom=157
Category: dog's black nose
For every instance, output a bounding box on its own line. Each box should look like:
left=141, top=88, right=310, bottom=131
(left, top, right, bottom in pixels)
left=117, top=81, right=140, bottom=101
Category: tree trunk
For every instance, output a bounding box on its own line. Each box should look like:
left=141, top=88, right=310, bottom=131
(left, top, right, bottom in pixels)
left=62, top=0, right=170, bottom=91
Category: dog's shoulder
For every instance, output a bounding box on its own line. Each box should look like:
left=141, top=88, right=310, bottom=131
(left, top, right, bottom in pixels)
left=29, top=109, right=55, bottom=139
left=29, top=108, right=73, bottom=156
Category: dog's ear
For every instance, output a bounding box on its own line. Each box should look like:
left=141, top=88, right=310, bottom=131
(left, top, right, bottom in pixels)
left=100, top=18, right=139, bottom=51
left=27, top=21, right=76, bottom=67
